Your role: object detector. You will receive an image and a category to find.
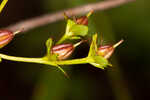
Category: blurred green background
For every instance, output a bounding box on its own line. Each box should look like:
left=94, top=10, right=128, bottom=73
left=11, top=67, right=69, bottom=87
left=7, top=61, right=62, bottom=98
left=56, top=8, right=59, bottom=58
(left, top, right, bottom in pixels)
left=0, top=0, right=150, bottom=100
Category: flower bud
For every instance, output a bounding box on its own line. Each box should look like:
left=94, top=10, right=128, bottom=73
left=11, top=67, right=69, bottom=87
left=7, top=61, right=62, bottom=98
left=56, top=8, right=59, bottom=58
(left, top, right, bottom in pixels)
left=97, top=40, right=124, bottom=59
left=76, top=16, right=88, bottom=25
left=51, top=44, right=74, bottom=60
left=0, top=29, right=14, bottom=48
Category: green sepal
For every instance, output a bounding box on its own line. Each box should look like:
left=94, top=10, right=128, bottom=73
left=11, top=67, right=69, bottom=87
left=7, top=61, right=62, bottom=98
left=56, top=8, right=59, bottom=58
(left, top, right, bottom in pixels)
left=45, top=38, right=60, bottom=61
left=65, top=19, right=88, bottom=37
left=58, top=19, right=88, bottom=44
left=89, top=56, right=108, bottom=69
left=69, top=36, right=81, bottom=40
left=46, top=38, right=53, bottom=58
left=70, top=24, right=88, bottom=36
left=65, top=19, right=76, bottom=35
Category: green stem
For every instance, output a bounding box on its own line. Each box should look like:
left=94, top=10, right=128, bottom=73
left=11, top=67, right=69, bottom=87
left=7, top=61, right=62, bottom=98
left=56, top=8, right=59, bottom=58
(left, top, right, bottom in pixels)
left=56, top=57, right=90, bottom=65
left=0, top=0, right=8, bottom=14
left=0, top=53, right=56, bottom=66
left=0, top=53, right=91, bottom=66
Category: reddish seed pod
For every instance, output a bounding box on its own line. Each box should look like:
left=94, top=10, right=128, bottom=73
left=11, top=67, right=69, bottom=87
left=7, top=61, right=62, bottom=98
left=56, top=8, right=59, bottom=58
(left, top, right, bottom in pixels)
left=97, top=45, right=114, bottom=59
left=97, top=40, right=124, bottom=59
left=0, top=29, right=14, bottom=48
left=76, top=16, right=88, bottom=25
left=51, top=44, right=74, bottom=60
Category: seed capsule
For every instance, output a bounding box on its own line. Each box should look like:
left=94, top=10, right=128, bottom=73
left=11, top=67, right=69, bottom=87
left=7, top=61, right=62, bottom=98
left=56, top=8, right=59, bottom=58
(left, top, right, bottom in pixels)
left=75, top=16, right=88, bottom=25
left=51, top=44, right=74, bottom=60
left=97, top=40, right=124, bottom=59
left=51, top=41, right=84, bottom=60
left=0, top=29, right=14, bottom=48
left=97, top=45, right=114, bottom=59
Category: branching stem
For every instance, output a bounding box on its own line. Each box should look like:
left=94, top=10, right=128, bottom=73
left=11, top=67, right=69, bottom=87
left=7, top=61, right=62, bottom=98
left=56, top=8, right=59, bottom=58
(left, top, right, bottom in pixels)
left=0, top=53, right=91, bottom=66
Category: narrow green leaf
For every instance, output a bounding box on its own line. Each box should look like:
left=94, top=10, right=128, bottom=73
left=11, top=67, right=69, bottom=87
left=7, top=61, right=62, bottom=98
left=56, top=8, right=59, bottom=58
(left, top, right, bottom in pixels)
left=56, top=65, right=69, bottom=78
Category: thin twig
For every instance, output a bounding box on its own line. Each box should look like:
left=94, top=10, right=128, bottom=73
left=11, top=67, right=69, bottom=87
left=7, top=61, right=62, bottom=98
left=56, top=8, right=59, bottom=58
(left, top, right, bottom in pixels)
left=6, top=0, right=135, bottom=32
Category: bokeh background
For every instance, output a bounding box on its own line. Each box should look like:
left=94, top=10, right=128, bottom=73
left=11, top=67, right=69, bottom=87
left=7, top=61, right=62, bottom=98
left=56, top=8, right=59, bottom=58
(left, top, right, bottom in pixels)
left=0, top=0, right=150, bottom=100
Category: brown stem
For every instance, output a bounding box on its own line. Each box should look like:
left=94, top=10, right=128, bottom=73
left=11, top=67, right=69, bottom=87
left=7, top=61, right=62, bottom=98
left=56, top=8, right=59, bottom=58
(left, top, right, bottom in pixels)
left=6, top=0, right=135, bottom=33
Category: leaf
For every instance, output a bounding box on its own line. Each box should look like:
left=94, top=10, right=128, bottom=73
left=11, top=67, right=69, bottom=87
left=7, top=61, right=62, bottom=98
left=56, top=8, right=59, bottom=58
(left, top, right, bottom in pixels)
left=0, top=58, right=1, bottom=62
left=88, top=34, right=98, bottom=57
left=70, top=24, right=88, bottom=36
left=46, top=38, right=53, bottom=58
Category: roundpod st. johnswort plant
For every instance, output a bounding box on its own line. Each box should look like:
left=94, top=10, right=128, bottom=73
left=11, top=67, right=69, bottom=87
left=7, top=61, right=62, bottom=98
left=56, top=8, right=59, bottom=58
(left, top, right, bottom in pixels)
left=0, top=9, right=124, bottom=76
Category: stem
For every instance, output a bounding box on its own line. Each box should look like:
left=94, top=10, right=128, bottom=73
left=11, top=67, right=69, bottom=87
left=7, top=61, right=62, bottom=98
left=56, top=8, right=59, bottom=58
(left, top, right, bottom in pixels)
left=0, top=53, right=56, bottom=66
left=0, top=0, right=8, bottom=14
left=56, top=57, right=90, bottom=65
left=0, top=53, right=91, bottom=66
